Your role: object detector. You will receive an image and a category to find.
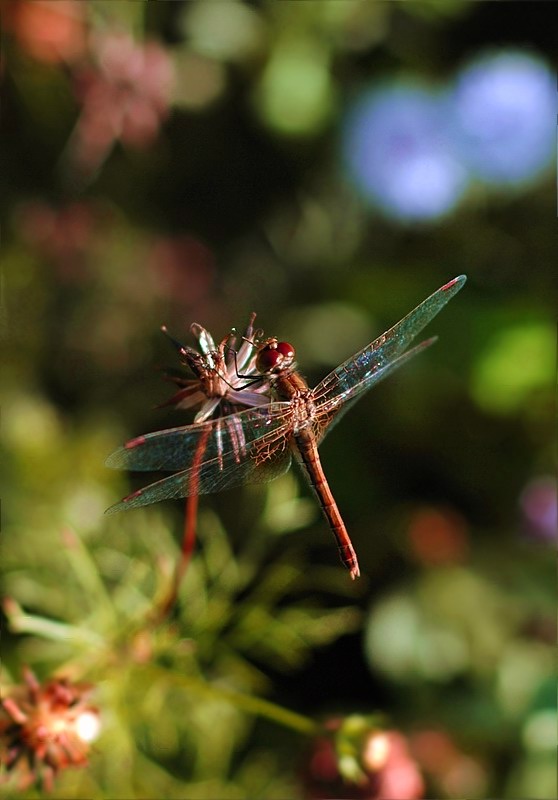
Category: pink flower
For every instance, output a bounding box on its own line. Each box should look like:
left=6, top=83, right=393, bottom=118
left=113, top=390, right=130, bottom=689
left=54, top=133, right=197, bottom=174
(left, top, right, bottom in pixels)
left=0, top=667, right=100, bottom=792
left=302, top=718, right=424, bottom=799
left=147, top=235, right=215, bottom=308
left=410, top=729, right=487, bottom=797
left=159, top=312, right=270, bottom=422
left=16, top=200, right=96, bottom=281
left=5, top=0, right=86, bottom=65
left=364, top=732, right=425, bottom=799
left=407, top=505, right=469, bottom=566
left=69, top=31, right=174, bottom=175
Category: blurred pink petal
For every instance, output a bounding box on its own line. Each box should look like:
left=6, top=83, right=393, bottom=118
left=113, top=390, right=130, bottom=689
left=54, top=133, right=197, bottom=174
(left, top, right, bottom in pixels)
left=410, top=729, right=487, bottom=797
left=303, top=723, right=424, bottom=799
left=407, top=506, right=469, bottom=565
left=5, top=0, right=86, bottom=64
left=372, top=733, right=424, bottom=799
left=148, top=235, right=215, bottom=307
left=68, top=32, right=174, bottom=176
left=16, top=201, right=96, bottom=282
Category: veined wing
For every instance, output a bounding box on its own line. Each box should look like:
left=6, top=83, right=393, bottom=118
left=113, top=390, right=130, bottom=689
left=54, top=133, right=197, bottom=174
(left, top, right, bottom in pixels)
left=106, top=403, right=291, bottom=471
left=314, top=338, right=436, bottom=443
left=105, top=447, right=292, bottom=513
left=313, top=275, right=466, bottom=423
left=105, top=403, right=293, bottom=513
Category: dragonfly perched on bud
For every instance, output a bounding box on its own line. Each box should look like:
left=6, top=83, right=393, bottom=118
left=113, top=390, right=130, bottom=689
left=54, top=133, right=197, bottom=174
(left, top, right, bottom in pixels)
left=147, top=313, right=273, bottom=608
left=107, top=276, right=467, bottom=579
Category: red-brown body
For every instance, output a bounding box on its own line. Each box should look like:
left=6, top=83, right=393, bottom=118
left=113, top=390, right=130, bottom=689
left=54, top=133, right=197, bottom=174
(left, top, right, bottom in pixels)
left=271, top=367, right=360, bottom=579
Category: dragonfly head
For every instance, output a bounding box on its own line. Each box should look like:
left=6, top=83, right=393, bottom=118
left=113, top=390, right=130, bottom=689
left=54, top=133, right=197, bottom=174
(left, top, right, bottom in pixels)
left=255, top=338, right=296, bottom=374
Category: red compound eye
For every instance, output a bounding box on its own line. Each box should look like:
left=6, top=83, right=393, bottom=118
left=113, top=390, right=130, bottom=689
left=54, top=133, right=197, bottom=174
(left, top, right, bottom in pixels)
left=276, top=341, right=295, bottom=358
left=256, top=346, right=281, bottom=372
left=255, top=340, right=296, bottom=373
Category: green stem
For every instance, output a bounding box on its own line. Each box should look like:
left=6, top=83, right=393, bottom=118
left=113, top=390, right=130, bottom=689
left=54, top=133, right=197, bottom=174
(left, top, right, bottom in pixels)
left=6, top=603, right=105, bottom=649
left=141, top=664, right=321, bottom=737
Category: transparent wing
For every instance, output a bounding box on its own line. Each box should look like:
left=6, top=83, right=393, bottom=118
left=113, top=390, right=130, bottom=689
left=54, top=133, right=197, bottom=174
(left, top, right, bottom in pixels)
left=105, top=403, right=293, bottom=513
left=315, top=338, right=436, bottom=444
left=106, top=447, right=292, bottom=513
left=106, top=403, right=291, bottom=471
left=313, top=275, right=466, bottom=426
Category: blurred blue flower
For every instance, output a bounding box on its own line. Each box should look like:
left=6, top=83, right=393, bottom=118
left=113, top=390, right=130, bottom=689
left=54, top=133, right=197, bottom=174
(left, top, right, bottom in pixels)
left=342, top=84, right=469, bottom=222
left=451, top=51, right=555, bottom=186
left=519, top=476, right=557, bottom=543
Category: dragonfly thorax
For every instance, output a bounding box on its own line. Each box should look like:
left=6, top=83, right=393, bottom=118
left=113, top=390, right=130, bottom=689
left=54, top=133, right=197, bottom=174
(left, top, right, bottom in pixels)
left=255, top=338, right=296, bottom=375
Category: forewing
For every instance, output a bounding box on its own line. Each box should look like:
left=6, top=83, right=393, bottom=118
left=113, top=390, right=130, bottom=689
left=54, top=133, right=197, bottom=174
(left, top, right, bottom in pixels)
left=106, top=403, right=291, bottom=472
left=105, top=403, right=293, bottom=513
left=315, top=338, right=436, bottom=444
left=105, top=442, right=292, bottom=514
left=313, top=275, right=466, bottom=425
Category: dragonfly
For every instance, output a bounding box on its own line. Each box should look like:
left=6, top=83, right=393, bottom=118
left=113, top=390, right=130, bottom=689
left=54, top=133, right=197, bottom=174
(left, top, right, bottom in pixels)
left=106, top=275, right=467, bottom=579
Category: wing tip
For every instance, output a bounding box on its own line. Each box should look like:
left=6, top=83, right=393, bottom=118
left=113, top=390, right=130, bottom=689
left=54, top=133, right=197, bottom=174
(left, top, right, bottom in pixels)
left=105, top=435, right=147, bottom=468
left=105, top=450, right=124, bottom=469
left=442, top=274, right=467, bottom=293
left=105, top=488, right=145, bottom=514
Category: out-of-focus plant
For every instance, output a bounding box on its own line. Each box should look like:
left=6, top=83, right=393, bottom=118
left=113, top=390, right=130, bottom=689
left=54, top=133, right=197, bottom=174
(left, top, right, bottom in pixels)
left=519, top=476, right=556, bottom=543
left=0, top=667, right=100, bottom=793
left=341, top=49, right=555, bottom=222
left=3, top=0, right=88, bottom=65
left=470, top=320, right=555, bottom=415
left=364, top=553, right=555, bottom=797
left=301, top=715, right=424, bottom=800
left=451, top=50, right=555, bottom=187
left=342, top=83, right=469, bottom=222
left=410, top=729, right=487, bottom=798
left=66, top=30, right=174, bottom=179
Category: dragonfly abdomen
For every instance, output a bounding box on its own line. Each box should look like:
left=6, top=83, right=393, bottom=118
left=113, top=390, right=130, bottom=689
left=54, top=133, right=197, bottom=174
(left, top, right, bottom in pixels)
left=294, top=429, right=360, bottom=580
